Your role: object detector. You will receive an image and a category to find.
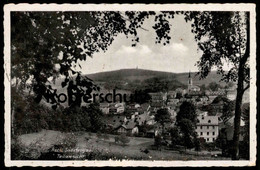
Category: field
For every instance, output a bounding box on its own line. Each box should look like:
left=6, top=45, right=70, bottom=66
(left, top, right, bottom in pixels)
left=18, top=130, right=227, bottom=160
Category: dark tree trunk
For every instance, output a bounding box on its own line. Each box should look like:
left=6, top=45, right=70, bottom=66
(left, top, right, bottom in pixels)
left=232, top=12, right=250, bottom=160
left=232, top=74, right=244, bottom=160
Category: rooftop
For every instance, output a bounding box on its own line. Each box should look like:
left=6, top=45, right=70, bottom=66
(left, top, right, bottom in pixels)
left=197, top=115, right=219, bottom=125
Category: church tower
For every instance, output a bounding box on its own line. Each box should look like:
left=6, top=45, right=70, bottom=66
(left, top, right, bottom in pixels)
left=188, top=71, right=192, bottom=91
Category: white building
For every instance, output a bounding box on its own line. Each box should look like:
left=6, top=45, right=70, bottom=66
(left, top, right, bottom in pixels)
left=196, top=115, right=219, bottom=143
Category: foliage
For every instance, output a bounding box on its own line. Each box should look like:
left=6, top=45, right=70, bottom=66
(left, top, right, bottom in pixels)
left=11, top=10, right=250, bottom=160
left=176, top=101, right=197, bottom=125
left=208, top=82, right=222, bottom=91
left=199, top=84, right=207, bottom=92
left=11, top=135, right=24, bottom=160
left=221, top=100, right=235, bottom=123
left=175, top=92, right=183, bottom=99
left=12, top=88, right=106, bottom=135
left=209, top=95, right=235, bottom=122
left=178, top=119, right=197, bottom=149
left=86, top=103, right=104, bottom=132
left=184, top=11, right=250, bottom=160
left=131, top=89, right=151, bottom=104
left=11, top=11, right=161, bottom=108
left=138, top=124, right=154, bottom=135
left=143, top=77, right=184, bottom=93
left=155, top=108, right=171, bottom=135
left=155, top=108, right=171, bottom=125
left=170, top=127, right=181, bottom=147
left=117, top=134, right=130, bottom=146
left=194, top=135, right=201, bottom=151
left=240, top=103, right=249, bottom=159
left=212, top=95, right=230, bottom=104
left=175, top=101, right=198, bottom=149
left=215, top=128, right=228, bottom=156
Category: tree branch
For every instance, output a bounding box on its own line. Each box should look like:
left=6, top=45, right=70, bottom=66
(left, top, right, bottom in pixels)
left=119, top=12, right=149, bottom=32
left=243, top=84, right=250, bottom=93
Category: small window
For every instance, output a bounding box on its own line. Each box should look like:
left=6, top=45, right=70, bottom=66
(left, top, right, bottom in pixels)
left=207, top=132, right=209, bottom=135
left=208, top=120, right=211, bottom=123
left=213, top=132, right=215, bottom=135
left=213, top=138, right=215, bottom=141
left=200, top=132, right=203, bottom=135
left=213, top=126, right=215, bottom=129
left=207, top=126, right=209, bottom=129
left=202, top=116, right=204, bottom=120
left=200, top=126, right=203, bottom=129
left=207, top=138, right=209, bottom=141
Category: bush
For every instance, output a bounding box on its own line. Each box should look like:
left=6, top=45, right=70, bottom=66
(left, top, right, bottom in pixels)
left=114, top=134, right=130, bottom=146
left=11, top=135, right=23, bottom=160
left=119, top=134, right=130, bottom=146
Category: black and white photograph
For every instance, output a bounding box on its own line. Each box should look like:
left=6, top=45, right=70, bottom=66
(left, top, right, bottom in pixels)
left=4, top=3, right=257, bottom=167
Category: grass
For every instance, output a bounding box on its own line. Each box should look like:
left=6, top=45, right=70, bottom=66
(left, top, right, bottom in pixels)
left=17, top=130, right=229, bottom=160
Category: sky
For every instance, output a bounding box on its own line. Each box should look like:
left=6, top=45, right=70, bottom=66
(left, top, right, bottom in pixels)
left=77, top=14, right=204, bottom=75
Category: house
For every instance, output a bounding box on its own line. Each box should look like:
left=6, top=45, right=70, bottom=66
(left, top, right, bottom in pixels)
left=109, top=107, right=117, bottom=114
left=167, top=107, right=177, bottom=122
left=196, top=109, right=208, bottom=117
left=149, top=92, right=167, bottom=102
left=104, top=115, right=127, bottom=129
left=100, top=103, right=110, bottom=114
left=115, top=119, right=139, bottom=135
left=137, top=103, right=150, bottom=114
left=207, top=90, right=226, bottom=96
left=117, top=106, right=125, bottom=114
left=189, top=85, right=201, bottom=92
left=150, top=101, right=164, bottom=108
left=146, top=129, right=155, bottom=138
left=167, top=98, right=179, bottom=108
left=126, top=105, right=138, bottom=114
left=115, top=102, right=125, bottom=108
left=135, top=104, right=141, bottom=108
left=167, top=91, right=176, bottom=99
left=196, top=115, right=219, bottom=143
left=134, top=112, right=150, bottom=125
left=146, top=119, right=155, bottom=125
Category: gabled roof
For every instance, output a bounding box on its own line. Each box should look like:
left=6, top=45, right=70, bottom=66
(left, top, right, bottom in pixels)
left=104, top=115, right=125, bottom=128
left=115, top=120, right=137, bottom=130
left=197, top=115, right=219, bottom=125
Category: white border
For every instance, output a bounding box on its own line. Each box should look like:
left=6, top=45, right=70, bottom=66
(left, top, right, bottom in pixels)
left=4, top=3, right=257, bottom=167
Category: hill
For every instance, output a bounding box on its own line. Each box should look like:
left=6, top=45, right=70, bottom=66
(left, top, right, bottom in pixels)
left=86, top=69, right=176, bottom=82
left=51, top=69, right=227, bottom=95
left=86, top=69, right=226, bottom=87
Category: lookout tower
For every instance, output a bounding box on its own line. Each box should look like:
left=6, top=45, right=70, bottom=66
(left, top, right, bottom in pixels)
left=188, top=71, right=193, bottom=91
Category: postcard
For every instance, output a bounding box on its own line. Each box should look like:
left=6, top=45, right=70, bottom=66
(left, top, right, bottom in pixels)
left=4, top=3, right=256, bottom=167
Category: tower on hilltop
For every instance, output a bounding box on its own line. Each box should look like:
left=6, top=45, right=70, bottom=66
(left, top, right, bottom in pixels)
left=188, top=71, right=193, bottom=91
